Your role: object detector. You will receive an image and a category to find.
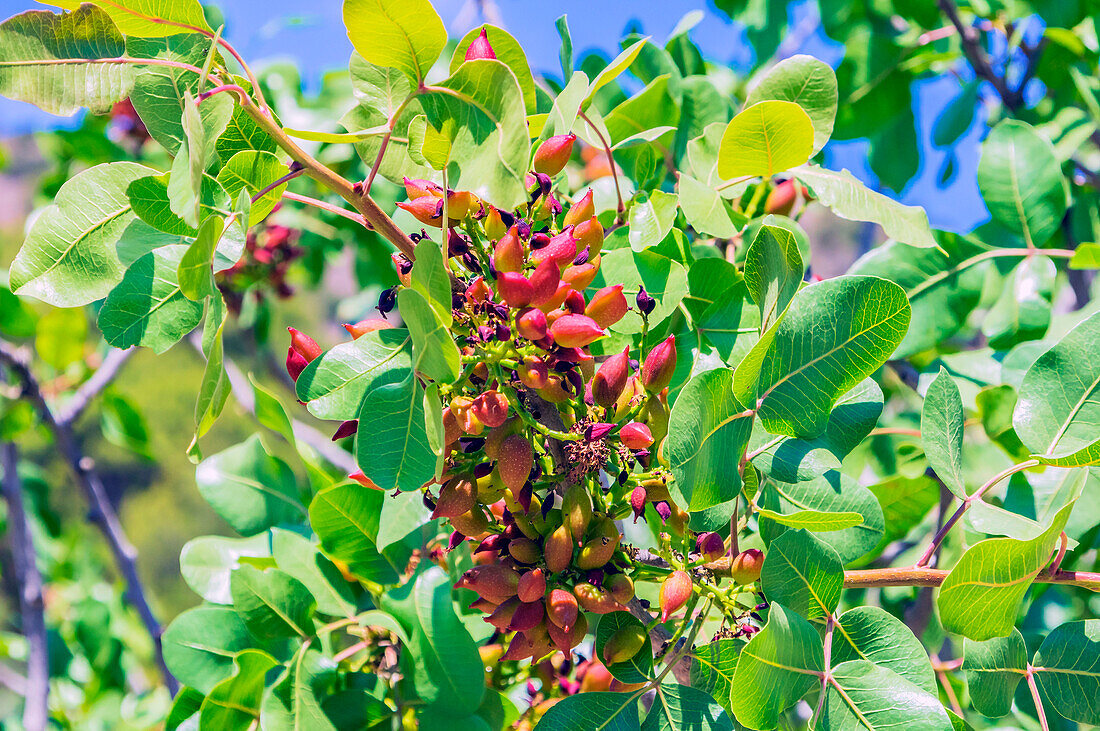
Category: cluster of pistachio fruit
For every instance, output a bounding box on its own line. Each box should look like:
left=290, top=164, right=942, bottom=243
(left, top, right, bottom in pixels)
left=283, top=84, right=767, bottom=674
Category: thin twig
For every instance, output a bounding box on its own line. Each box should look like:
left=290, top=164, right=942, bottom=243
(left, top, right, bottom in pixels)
left=578, top=111, right=625, bottom=224
left=1, top=443, right=48, bottom=731
left=251, top=167, right=306, bottom=204
left=1026, top=668, right=1050, bottom=731
left=282, top=192, right=368, bottom=227
left=57, top=347, right=135, bottom=427
left=915, top=459, right=1040, bottom=568
left=236, top=98, right=417, bottom=259
left=840, top=566, right=1100, bottom=589
left=0, top=341, right=177, bottom=694
left=938, top=0, right=1021, bottom=110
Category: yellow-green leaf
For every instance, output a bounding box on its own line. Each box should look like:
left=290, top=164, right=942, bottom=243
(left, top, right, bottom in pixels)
left=342, top=0, right=445, bottom=85
left=717, top=100, right=814, bottom=180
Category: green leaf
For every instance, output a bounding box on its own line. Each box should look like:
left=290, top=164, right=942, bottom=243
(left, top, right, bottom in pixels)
left=45, top=0, right=211, bottom=37
left=962, top=628, right=1028, bottom=717
left=295, top=329, right=412, bottom=421
left=760, top=471, right=885, bottom=564
left=818, top=661, right=953, bottom=730
left=309, top=482, right=399, bottom=583
left=678, top=172, right=736, bottom=238
left=556, top=15, right=572, bottom=80
left=343, top=0, right=445, bottom=85
left=932, top=81, right=979, bottom=148
left=866, top=475, right=939, bottom=554
left=643, top=683, right=736, bottom=731
left=691, top=639, right=742, bottom=716
left=537, top=70, right=588, bottom=142
left=10, top=161, right=157, bottom=306
left=199, top=649, right=276, bottom=731
left=730, top=603, right=824, bottom=730
left=270, top=529, right=356, bottom=618
left=230, top=565, right=316, bottom=639
left=410, top=238, right=453, bottom=326
left=848, top=235, right=990, bottom=356
left=666, top=367, right=754, bottom=511
left=126, top=33, right=219, bottom=154
left=377, top=490, right=434, bottom=552
left=832, top=606, right=937, bottom=695
left=399, top=288, right=461, bottom=383
left=0, top=6, right=133, bottom=115
left=583, top=37, right=648, bottom=108
left=344, top=54, right=432, bottom=183
left=177, top=215, right=222, bottom=300
left=590, top=249, right=688, bottom=335
left=982, top=255, right=1055, bottom=349
left=743, top=224, right=802, bottom=334
left=1069, top=242, right=1100, bottom=269
left=355, top=373, right=437, bottom=492
left=97, top=244, right=204, bottom=352
left=128, top=172, right=228, bottom=237
left=754, top=275, right=910, bottom=439
left=756, top=508, right=862, bottom=532
left=217, top=150, right=288, bottom=224
left=717, top=100, right=814, bottom=179
left=452, top=25, right=537, bottom=115
left=629, top=190, right=679, bottom=252
left=922, top=368, right=968, bottom=499
left=191, top=296, right=231, bottom=454
left=978, top=120, right=1068, bottom=248
left=419, top=60, right=530, bottom=210
left=938, top=500, right=1075, bottom=641
left=749, top=379, right=883, bottom=484
left=218, top=102, right=278, bottom=160
left=594, top=611, right=653, bottom=683
left=534, top=692, right=640, bottom=730
left=382, top=567, right=485, bottom=714
left=180, top=533, right=272, bottom=604
left=744, top=54, right=837, bottom=153
left=166, top=687, right=204, bottom=731
left=195, top=434, right=304, bottom=536
left=792, top=164, right=937, bottom=248
left=1033, top=619, right=1100, bottom=725
left=1033, top=437, right=1100, bottom=467
left=170, top=92, right=231, bottom=228
left=163, top=606, right=254, bottom=694
left=760, top=529, right=843, bottom=621
left=260, top=645, right=338, bottom=730
left=249, top=375, right=295, bottom=446
left=1014, top=311, right=1100, bottom=460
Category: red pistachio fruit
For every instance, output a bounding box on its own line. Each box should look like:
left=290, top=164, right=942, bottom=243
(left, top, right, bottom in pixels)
left=659, top=570, right=692, bottom=622
left=288, top=326, right=322, bottom=362
left=730, top=548, right=765, bottom=585
left=494, top=228, right=525, bottom=273
left=496, top=271, right=536, bottom=308
left=533, top=133, right=576, bottom=176
left=397, top=196, right=444, bottom=227
left=344, top=319, right=393, bottom=338
left=641, top=334, right=677, bottom=393
left=591, top=347, right=630, bottom=409
left=619, top=422, right=653, bottom=450
left=465, top=27, right=497, bottom=61
left=549, top=314, right=605, bottom=348
left=515, top=307, right=548, bottom=341
left=586, top=284, right=628, bottom=329
left=564, top=188, right=595, bottom=226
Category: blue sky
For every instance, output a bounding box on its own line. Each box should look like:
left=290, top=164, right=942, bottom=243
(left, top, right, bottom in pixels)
left=0, top=0, right=990, bottom=232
